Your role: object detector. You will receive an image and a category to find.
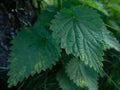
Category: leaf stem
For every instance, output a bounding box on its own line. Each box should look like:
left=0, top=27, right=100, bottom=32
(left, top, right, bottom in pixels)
left=37, top=0, right=41, bottom=13
left=58, top=0, right=62, bottom=10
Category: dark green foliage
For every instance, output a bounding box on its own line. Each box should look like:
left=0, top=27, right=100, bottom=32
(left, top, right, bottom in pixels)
left=8, top=27, right=61, bottom=87
left=65, top=58, right=98, bottom=90
left=57, top=69, right=83, bottom=90
left=6, top=0, right=120, bottom=90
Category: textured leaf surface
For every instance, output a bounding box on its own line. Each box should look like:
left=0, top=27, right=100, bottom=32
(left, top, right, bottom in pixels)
left=57, top=69, right=82, bottom=90
left=51, top=6, right=104, bottom=73
left=65, top=58, right=98, bottom=90
left=8, top=27, right=60, bottom=87
left=103, top=29, right=120, bottom=51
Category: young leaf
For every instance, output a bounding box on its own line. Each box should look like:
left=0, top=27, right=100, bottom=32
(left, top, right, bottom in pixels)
left=8, top=27, right=60, bottom=87
left=50, top=6, right=104, bottom=74
left=57, top=69, right=83, bottom=90
left=65, top=58, right=98, bottom=90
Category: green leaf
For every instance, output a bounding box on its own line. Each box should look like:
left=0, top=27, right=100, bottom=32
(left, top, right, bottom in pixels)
left=65, top=58, right=98, bottom=90
left=8, top=27, right=60, bottom=87
left=32, top=0, right=38, bottom=8
left=50, top=6, right=104, bottom=74
left=33, top=10, right=57, bottom=39
left=106, top=20, right=120, bottom=32
left=43, top=5, right=57, bottom=12
left=44, top=0, right=57, bottom=6
left=33, top=10, right=56, bottom=27
left=57, top=69, right=82, bottom=90
left=103, top=29, right=120, bottom=51
left=110, top=0, right=120, bottom=3
left=79, top=0, right=108, bottom=15
left=108, top=3, right=120, bottom=13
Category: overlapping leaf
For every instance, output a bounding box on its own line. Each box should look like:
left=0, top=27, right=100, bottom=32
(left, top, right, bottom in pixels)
left=103, top=29, right=120, bottom=51
left=57, top=69, right=82, bottom=90
left=8, top=27, right=60, bottom=87
left=33, top=10, right=56, bottom=28
left=50, top=6, right=104, bottom=74
left=65, top=58, right=98, bottom=90
left=33, top=10, right=56, bottom=39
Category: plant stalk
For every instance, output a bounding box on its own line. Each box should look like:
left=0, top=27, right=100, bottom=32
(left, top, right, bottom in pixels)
left=58, top=0, right=62, bottom=10
left=37, top=0, right=41, bottom=13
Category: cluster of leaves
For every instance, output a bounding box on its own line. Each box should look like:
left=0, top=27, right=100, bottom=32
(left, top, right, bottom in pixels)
left=7, top=0, right=120, bottom=90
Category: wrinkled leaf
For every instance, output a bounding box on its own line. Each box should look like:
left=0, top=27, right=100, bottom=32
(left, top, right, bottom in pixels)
left=57, top=69, right=82, bottom=90
left=51, top=6, right=104, bottom=74
left=8, top=27, right=60, bottom=87
left=65, top=58, right=98, bottom=90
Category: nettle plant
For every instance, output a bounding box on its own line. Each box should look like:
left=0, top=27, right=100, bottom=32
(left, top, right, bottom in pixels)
left=8, top=0, right=120, bottom=90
